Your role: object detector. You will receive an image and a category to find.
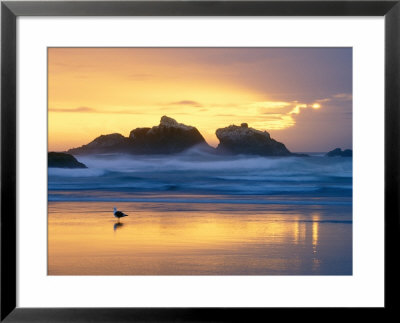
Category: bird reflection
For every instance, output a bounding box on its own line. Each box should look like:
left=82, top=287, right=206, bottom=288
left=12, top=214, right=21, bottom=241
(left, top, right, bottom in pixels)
left=113, top=222, right=125, bottom=232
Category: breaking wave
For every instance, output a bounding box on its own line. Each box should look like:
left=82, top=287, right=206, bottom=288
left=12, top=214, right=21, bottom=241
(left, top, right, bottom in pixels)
left=48, top=151, right=352, bottom=203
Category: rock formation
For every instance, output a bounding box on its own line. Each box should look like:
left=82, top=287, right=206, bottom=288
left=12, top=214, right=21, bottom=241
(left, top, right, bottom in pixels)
left=48, top=152, right=87, bottom=168
left=128, top=116, right=208, bottom=154
left=326, top=148, right=352, bottom=157
left=67, top=116, right=208, bottom=155
left=68, top=133, right=132, bottom=155
left=66, top=117, right=312, bottom=157
left=215, top=123, right=294, bottom=156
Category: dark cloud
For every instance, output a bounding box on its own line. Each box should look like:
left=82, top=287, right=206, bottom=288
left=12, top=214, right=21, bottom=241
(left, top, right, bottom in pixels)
left=169, top=100, right=203, bottom=107
left=270, top=100, right=352, bottom=152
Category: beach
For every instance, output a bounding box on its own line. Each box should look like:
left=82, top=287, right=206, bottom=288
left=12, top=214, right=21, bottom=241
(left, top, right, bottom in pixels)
left=48, top=199, right=351, bottom=275
left=48, top=153, right=352, bottom=275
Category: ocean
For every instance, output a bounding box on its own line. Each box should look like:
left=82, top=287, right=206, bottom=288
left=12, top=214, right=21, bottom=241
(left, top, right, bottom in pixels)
left=48, top=150, right=352, bottom=275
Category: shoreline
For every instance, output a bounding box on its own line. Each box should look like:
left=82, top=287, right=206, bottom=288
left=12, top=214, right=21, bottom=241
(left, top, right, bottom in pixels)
left=48, top=200, right=352, bottom=275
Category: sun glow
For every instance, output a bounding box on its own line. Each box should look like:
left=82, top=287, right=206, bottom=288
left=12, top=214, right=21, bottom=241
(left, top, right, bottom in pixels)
left=48, top=48, right=351, bottom=152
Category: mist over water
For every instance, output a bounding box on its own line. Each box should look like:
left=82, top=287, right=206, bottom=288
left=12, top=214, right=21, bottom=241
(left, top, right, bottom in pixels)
left=48, top=150, right=352, bottom=205
left=48, top=151, right=353, bottom=275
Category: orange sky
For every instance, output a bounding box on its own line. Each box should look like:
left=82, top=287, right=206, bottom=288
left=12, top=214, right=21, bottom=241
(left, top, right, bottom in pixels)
left=48, top=48, right=352, bottom=152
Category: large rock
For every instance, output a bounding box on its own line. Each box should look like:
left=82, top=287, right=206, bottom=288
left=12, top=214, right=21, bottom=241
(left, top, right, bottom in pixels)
left=326, top=148, right=352, bottom=157
left=68, top=133, right=132, bottom=155
left=215, top=123, right=293, bottom=156
left=67, top=116, right=208, bottom=155
left=48, top=152, right=87, bottom=168
left=128, top=116, right=208, bottom=154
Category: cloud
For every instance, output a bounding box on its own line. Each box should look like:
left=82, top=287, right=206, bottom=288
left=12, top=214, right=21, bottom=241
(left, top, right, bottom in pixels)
left=316, top=98, right=331, bottom=104
left=49, top=106, right=95, bottom=113
left=314, top=93, right=352, bottom=105
left=271, top=96, right=352, bottom=151
left=209, top=103, right=239, bottom=108
left=168, top=100, right=203, bottom=107
left=214, top=96, right=345, bottom=131
left=333, top=93, right=352, bottom=101
left=49, top=106, right=148, bottom=115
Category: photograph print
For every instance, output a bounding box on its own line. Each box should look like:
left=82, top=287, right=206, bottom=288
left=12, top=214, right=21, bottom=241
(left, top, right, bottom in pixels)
left=48, top=48, right=352, bottom=275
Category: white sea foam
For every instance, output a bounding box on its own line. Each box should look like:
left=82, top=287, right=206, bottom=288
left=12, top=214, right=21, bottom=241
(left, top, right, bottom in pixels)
left=75, top=152, right=352, bottom=176
left=48, top=153, right=352, bottom=200
left=48, top=168, right=106, bottom=177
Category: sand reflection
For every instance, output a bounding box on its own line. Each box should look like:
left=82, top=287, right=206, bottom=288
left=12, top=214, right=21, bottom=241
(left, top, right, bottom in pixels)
left=113, top=222, right=125, bottom=232
left=48, top=201, right=351, bottom=275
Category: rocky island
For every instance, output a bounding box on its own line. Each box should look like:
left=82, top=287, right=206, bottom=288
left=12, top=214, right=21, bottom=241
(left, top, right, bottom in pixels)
left=68, top=116, right=209, bottom=155
left=326, top=148, right=352, bottom=157
left=216, top=123, right=295, bottom=156
left=66, top=116, right=310, bottom=157
left=128, top=116, right=209, bottom=154
left=48, top=152, right=87, bottom=168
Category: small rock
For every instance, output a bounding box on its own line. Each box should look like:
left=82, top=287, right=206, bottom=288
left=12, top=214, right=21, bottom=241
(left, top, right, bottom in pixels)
left=326, top=148, right=352, bottom=157
left=48, top=152, right=87, bottom=168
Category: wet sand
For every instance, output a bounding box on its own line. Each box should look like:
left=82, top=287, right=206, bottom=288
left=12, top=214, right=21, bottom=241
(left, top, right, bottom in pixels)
left=48, top=201, right=352, bottom=275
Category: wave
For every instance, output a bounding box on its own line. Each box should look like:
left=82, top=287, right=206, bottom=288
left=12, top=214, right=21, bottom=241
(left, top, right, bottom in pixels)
left=48, top=193, right=352, bottom=206
left=73, top=152, right=352, bottom=176
left=48, top=168, right=106, bottom=177
left=48, top=153, right=352, bottom=201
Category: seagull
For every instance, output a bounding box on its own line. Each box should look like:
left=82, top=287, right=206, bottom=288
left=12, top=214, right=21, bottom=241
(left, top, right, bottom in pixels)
left=113, top=207, right=128, bottom=222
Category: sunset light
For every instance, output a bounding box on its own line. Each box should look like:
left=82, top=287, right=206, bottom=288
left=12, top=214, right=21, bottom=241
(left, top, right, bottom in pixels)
left=48, top=48, right=352, bottom=152
left=48, top=47, right=353, bottom=276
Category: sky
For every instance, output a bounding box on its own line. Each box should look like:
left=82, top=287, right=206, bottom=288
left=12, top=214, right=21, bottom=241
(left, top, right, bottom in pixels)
left=48, top=47, right=352, bottom=152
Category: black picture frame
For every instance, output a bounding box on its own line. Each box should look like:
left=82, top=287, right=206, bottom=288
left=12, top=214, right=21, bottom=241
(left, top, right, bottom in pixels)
left=1, top=0, right=399, bottom=321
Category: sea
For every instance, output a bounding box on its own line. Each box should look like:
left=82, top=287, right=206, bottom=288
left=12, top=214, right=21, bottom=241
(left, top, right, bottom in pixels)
left=48, top=149, right=352, bottom=275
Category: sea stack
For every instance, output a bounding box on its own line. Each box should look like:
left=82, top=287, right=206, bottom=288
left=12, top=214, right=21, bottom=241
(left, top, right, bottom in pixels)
left=128, top=116, right=208, bottom=154
left=326, top=148, right=352, bottom=157
left=48, top=152, right=87, bottom=168
left=67, top=133, right=132, bottom=155
left=67, top=116, right=209, bottom=155
left=215, top=123, right=293, bottom=156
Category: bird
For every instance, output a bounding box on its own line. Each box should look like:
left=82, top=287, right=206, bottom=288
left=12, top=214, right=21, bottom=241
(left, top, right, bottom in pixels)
left=113, top=207, right=128, bottom=222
